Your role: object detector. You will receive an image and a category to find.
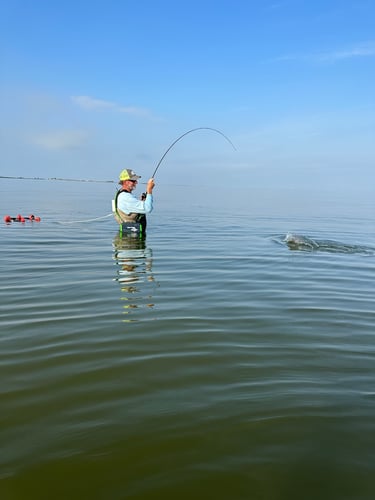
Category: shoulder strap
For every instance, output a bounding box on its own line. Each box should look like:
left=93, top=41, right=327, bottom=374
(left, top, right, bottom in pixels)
left=113, top=189, right=142, bottom=224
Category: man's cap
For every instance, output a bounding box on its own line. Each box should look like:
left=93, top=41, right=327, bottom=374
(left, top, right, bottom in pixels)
left=119, top=169, right=141, bottom=182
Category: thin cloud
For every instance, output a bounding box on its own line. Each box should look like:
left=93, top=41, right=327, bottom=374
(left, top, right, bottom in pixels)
left=273, top=41, right=375, bottom=64
left=266, top=2, right=288, bottom=10
left=71, top=95, right=153, bottom=118
left=316, top=41, right=375, bottom=62
left=30, top=130, right=89, bottom=150
left=71, top=95, right=116, bottom=110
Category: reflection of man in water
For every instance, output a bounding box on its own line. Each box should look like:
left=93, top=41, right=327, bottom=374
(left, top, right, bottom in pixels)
left=113, top=235, right=155, bottom=315
left=113, top=169, right=155, bottom=236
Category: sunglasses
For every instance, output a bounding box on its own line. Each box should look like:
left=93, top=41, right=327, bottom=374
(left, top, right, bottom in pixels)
left=127, top=179, right=138, bottom=183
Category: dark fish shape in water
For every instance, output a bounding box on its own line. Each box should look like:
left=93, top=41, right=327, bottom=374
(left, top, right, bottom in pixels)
left=285, top=233, right=319, bottom=250
left=284, top=233, right=374, bottom=255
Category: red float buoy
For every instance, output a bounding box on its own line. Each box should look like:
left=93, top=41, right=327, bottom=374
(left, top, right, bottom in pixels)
left=4, top=213, right=41, bottom=223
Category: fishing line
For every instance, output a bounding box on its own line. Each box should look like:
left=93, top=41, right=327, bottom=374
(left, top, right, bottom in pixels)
left=56, top=213, right=113, bottom=224
left=151, top=127, right=236, bottom=179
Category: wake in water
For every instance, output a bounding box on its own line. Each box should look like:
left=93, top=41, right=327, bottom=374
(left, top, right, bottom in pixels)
left=280, top=233, right=375, bottom=255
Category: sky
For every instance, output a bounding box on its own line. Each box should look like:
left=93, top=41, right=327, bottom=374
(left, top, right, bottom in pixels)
left=1, top=0, right=374, bottom=193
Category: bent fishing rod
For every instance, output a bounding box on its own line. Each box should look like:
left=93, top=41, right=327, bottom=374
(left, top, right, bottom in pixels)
left=138, top=127, right=236, bottom=200
left=150, top=127, right=237, bottom=179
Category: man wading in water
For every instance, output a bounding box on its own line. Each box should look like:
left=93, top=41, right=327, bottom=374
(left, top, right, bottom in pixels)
left=113, top=169, right=155, bottom=236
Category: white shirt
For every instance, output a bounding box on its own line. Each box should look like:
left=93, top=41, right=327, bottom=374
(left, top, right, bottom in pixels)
left=117, top=190, right=153, bottom=215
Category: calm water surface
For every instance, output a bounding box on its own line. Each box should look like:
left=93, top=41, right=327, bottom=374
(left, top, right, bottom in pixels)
left=1, top=180, right=375, bottom=499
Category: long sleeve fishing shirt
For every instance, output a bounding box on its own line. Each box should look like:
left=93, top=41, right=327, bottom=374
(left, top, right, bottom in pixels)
left=117, top=191, right=153, bottom=215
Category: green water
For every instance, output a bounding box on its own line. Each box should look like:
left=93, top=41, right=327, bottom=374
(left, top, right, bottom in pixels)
left=1, top=181, right=375, bottom=499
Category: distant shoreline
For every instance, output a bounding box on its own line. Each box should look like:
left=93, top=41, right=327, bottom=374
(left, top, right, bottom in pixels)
left=0, top=175, right=114, bottom=183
